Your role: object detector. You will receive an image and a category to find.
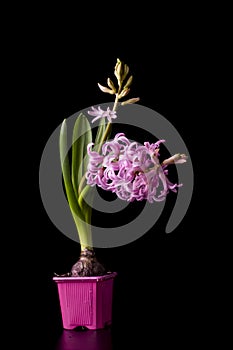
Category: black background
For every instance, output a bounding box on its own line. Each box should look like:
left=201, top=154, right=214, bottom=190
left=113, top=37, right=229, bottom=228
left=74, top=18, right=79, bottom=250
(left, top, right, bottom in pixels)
left=30, top=9, right=219, bottom=349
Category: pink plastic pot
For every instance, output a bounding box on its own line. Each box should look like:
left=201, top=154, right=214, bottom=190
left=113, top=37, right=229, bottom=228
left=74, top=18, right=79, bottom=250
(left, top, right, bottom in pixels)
left=53, top=272, right=117, bottom=330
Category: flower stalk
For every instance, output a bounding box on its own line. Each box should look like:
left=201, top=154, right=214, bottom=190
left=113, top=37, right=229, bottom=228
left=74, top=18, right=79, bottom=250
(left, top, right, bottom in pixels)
left=58, top=58, right=186, bottom=276
left=79, top=58, right=139, bottom=205
left=59, top=59, right=138, bottom=275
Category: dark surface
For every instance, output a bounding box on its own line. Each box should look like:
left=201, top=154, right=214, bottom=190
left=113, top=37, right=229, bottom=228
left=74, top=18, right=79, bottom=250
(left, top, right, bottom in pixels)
left=32, top=16, right=216, bottom=349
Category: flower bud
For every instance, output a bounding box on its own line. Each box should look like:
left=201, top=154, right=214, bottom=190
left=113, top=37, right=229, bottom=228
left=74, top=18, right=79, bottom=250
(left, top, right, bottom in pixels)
left=124, top=75, right=133, bottom=89
left=97, top=83, right=115, bottom=94
left=121, top=97, right=140, bottom=106
left=114, top=58, right=121, bottom=71
left=122, top=64, right=129, bottom=81
left=116, top=61, right=124, bottom=77
left=114, top=58, right=126, bottom=85
left=107, top=78, right=116, bottom=93
left=118, top=88, right=130, bottom=99
left=162, top=153, right=188, bottom=166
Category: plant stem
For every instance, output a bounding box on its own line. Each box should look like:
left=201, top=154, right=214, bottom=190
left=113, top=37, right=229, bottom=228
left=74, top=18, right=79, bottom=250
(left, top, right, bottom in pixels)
left=97, top=93, right=119, bottom=153
left=73, top=213, right=93, bottom=250
left=79, top=92, right=120, bottom=204
left=78, top=94, right=120, bottom=196
left=78, top=174, right=86, bottom=195
left=77, top=84, right=124, bottom=246
left=113, top=92, right=119, bottom=111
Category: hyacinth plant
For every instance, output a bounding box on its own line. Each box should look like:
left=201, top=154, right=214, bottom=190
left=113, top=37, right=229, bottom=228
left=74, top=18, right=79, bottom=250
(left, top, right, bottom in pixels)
left=59, top=59, right=187, bottom=277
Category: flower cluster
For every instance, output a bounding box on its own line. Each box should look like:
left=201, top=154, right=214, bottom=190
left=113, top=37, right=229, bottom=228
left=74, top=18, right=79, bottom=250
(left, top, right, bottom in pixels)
left=86, top=132, right=187, bottom=203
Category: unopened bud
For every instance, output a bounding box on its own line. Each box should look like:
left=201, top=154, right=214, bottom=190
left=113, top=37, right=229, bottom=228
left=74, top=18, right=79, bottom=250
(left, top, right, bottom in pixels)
left=98, top=83, right=115, bottom=94
left=116, top=61, right=124, bottom=77
left=124, top=75, right=133, bottom=89
left=122, top=64, right=129, bottom=81
left=162, top=153, right=188, bottom=166
left=121, top=97, right=140, bottom=105
left=114, top=58, right=126, bottom=85
left=118, top=88, right=130, bottom=99
left=114, top=58, right=121, bottom=71
left=107, top=78, right=116, bottom=93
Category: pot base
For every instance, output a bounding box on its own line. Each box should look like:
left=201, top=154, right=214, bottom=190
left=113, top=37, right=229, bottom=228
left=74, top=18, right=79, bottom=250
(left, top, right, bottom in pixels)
left=53, top=273, right=117, bottom=330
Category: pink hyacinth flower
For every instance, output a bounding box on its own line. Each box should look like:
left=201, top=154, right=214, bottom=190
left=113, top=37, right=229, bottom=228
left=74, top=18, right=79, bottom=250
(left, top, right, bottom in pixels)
left=86, top=133, right=187, bottom=203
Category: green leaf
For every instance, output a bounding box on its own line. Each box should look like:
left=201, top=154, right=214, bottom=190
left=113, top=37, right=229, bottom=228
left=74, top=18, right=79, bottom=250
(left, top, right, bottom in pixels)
left=59, top=119, right=84, bottom=220
left=71, top=113, right=92, bottom=199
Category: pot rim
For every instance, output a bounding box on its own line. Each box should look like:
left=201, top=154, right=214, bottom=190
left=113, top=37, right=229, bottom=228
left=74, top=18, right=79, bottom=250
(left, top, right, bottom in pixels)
left=53, top=272, right=117, bottom=283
